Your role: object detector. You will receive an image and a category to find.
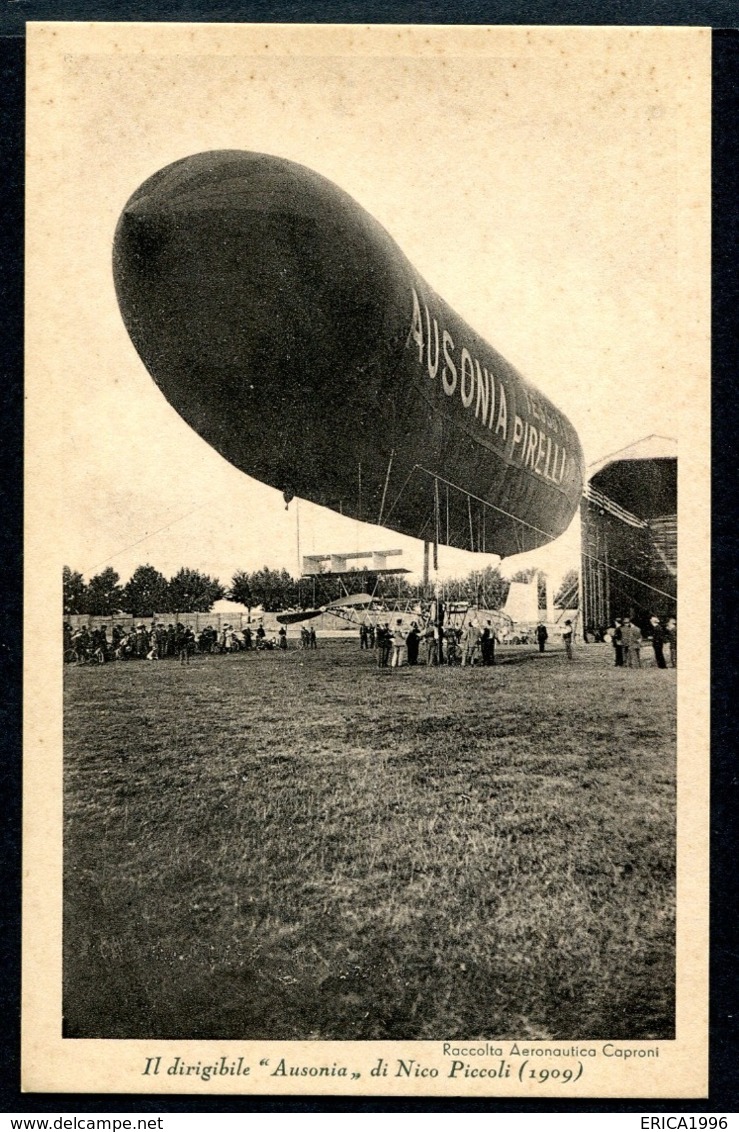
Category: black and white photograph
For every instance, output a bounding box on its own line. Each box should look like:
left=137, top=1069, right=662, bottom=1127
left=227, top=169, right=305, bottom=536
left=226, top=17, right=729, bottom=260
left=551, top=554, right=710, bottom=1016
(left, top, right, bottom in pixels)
left=23, top=22, right=710, bottom=1097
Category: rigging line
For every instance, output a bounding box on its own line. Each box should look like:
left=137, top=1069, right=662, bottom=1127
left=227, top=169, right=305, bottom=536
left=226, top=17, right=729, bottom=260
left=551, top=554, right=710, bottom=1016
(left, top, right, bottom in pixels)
left=586, top=434, right=676, bottom=474
left=433, top=477, right=440, bottom=572
left=468, top=495, right=475, bottom=553
left=414, top=464, right=559, bottom=543
left=434, top=478, right=441, bottom=548
left=81, top=500, right=213, bottom=576
left=576, top=549, right=675, bottom=603
left=416, top=514, right=433, bottom=542
left=377, top=461, right=674, bottom=603
left=412, top=465, right=676, bottom=601
left=577, top=545, right=676, bottom=602
left=377, top=448, right=395, bottom=526
left=382, top=462, right=421, bottom=526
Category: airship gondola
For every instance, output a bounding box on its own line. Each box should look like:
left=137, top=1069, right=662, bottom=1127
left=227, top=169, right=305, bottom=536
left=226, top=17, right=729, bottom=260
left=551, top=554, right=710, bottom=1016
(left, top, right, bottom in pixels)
left=113, top=151, right=584, bottom=558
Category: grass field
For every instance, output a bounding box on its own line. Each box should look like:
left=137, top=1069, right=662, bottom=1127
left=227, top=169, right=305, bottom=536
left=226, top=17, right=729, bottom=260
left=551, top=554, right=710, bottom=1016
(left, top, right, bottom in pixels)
left=63, top=640, right=675, bottom=1041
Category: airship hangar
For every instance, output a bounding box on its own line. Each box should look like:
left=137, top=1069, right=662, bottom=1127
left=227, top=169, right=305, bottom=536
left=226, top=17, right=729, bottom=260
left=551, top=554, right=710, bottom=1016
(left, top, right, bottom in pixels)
left=580, top=434, right=677, bottom=633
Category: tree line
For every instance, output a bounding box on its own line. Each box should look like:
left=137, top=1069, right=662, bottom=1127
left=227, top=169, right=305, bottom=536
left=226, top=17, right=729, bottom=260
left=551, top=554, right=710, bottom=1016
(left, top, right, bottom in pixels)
left=64, top=562, right=578, bottom=618
left=63, top=565, right=225, bottom=617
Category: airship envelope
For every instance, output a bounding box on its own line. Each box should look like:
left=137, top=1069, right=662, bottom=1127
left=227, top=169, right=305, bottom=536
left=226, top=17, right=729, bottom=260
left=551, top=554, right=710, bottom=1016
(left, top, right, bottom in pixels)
left=113, top=151, right=584, bottom=557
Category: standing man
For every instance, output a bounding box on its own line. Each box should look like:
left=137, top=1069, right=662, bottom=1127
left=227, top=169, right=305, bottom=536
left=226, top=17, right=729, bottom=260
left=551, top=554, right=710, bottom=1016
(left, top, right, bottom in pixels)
left=561, top=619, right=574, bottom=660
left=423, top=625, right=437, bottom=667
left=390, top=620, right=407, bottom=668
left=621, top=617, right=632, bottom=667
left=462, top=620, right=480, bottom=667
left=375, top=622, right=386, bottom=667
left=376, top=623, right=391, bottom=668
left=536, top=622, right=548, bottom=653
left=406, top=622, right=420, bottom=666
left=611, top=619, right=624, bottom=667
left=482, top=620, right=497, bottom=666
left=381, top=622, right=392, bottom=667
left=443, top=626, right=456, bottom=666
left=665, top=617, right=677, bottom=668
left=626, top=620, right=642, bottom=668
left=649, top=616, right=668, bottom=668
left=179, top=625, right=195, bottom=665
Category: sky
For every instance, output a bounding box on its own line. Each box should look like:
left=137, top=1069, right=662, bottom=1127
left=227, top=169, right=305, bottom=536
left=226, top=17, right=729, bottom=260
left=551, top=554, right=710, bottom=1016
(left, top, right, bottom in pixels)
left=28, top=24, right=708, bottom=591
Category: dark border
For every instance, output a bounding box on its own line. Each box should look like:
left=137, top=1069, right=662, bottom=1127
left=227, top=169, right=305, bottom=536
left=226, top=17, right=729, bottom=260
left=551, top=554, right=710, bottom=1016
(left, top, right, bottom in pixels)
left=2, top=15, right=737, bottom=1115
left=709, top=24, right=739, bottom=1114
left=1, top=1, right=738, bottom=36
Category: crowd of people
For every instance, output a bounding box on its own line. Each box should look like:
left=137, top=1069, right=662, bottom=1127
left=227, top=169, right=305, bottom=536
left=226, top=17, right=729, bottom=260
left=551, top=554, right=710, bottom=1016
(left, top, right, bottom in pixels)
left=366, top=619, right=501, bottom=669
left=299, top=625, right=318, bottom=649
left=63, top=619, right=300, bottom=664
left=64, top=611, right=676, bottom=671
left=363, top=612, right=674, bottom=671
left=606, top=615, right=677, bottom=669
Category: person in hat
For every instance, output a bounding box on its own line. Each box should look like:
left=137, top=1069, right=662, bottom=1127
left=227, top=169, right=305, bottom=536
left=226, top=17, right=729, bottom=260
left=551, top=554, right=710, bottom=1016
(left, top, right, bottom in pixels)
left=375, top=622, right=386, bottom=667
left=621, top=616, right=633, bottom=666
left=649, top=616, right=668, bottom=669
left=377, top=622, right=392, bottom=668
left=406, top=621, right=420, bottom=666
left=390, top=619, right=407, bottom=668
left=561, top=619, right=574, bottom=660
left=666, top=617, right=677, bottom=668
left=625, top=619, right=642, bottom=668
left=462, top=620, right=481, bottom=667
left=179, top=624, right=195, bottom=665
left=482, top=619, right=497, bottom=665
left=133, top=623, right=146, bottom=658
left=611, top=618, right=624, bottom=667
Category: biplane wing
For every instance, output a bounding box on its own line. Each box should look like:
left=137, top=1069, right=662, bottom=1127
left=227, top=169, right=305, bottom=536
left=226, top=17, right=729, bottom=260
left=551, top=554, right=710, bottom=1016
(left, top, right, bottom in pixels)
left=324, top=592, right=374, bottom=609
left=275, top=609, right=323, bottom=625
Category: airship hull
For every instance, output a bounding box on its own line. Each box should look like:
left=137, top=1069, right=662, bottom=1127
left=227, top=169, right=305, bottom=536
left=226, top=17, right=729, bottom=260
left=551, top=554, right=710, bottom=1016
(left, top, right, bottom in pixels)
left=113, top=151, right=584, bottom=557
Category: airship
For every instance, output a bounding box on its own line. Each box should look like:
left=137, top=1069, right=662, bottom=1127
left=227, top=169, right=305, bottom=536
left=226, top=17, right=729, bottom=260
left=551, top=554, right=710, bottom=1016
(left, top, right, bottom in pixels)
left=113, top=151, right=584, bottom=558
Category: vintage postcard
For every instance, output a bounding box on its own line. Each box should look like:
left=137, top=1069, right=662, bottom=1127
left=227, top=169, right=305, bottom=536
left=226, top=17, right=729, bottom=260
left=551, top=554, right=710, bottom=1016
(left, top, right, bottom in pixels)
left=23, top=23, right=710, bottom=1097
